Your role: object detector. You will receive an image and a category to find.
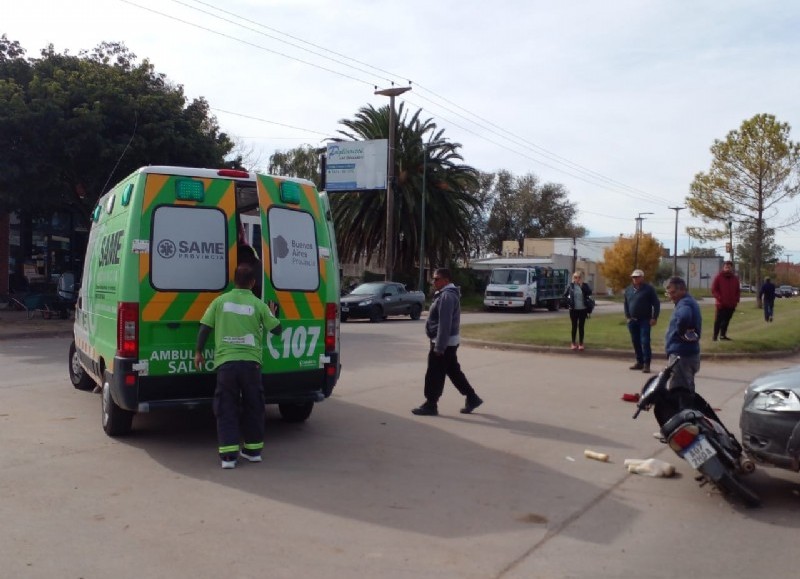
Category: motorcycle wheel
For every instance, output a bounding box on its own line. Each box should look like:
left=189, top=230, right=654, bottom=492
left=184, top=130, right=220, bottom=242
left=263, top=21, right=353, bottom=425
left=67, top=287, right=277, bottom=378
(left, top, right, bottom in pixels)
left=717, top=472, right=761, bottom=508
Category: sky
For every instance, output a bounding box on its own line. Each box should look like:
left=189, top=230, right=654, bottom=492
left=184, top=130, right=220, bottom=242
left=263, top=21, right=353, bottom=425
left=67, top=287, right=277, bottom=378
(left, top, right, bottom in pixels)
left=5, top=0, right=800, bottom=262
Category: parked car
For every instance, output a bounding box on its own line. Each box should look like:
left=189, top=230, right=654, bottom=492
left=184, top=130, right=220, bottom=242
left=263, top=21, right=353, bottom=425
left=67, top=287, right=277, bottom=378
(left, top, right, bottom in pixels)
left=777, top=285, right=794, bottom=298
left=340, top=282, right=425, bottom=322
left=740, top=365, right=800, bottom=472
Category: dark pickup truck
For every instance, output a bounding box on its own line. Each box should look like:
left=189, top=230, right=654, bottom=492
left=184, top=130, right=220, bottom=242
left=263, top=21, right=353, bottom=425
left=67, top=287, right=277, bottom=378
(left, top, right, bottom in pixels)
left=340, top=282, right=425, bottom=322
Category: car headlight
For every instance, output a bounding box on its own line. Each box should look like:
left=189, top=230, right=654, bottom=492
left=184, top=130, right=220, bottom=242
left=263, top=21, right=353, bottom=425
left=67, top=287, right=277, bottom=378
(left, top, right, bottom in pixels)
left=751, top=390, right=800, bottom=412
left=357, top=299, right=373, bottom=306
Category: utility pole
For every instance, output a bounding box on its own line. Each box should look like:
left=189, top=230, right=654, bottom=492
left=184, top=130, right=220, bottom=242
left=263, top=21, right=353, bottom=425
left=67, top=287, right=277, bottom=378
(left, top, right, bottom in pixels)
left=786, top=254, right=792, bottom=283
left=572, top=237, right=577, bottom=274
left=669, top=206, right=685, bottom=275
left=634, top=212, right=654, bottom=269
left=728, top=218, right=734, bottom=263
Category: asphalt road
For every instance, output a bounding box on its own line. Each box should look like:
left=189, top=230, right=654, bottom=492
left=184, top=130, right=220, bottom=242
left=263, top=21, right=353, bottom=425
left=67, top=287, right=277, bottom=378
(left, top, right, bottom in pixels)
left=1, top=319, right=799, bottom=579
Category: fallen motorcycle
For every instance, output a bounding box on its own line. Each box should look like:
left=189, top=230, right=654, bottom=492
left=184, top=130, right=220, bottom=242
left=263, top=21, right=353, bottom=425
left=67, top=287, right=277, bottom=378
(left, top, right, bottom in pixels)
left=633, top=356, right=760, bottom=507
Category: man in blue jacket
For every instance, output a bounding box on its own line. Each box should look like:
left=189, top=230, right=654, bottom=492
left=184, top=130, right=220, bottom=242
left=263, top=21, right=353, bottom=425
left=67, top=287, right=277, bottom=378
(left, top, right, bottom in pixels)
left=664, top=276, right=701, bottom=394
left=624, top=269, right=661, bottom=374
left=412, top=268, right=483, bottom=417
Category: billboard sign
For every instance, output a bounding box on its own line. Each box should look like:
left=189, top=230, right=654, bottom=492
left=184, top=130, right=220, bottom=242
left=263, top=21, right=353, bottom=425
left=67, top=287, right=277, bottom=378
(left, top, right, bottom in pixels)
left=325, top=139, right=388, bottom=191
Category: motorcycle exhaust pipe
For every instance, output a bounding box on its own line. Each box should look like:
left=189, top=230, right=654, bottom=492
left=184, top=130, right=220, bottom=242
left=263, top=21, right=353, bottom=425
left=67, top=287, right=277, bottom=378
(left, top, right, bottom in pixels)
left=739, top=456, right=756, bottom=474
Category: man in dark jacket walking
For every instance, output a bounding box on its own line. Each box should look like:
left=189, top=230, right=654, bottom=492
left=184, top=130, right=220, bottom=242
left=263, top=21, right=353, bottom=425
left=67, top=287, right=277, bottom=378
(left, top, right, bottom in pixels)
left=759, top=277, right=776, bottom=322
left=623, top=269, right=661, bottom=374
left=711, top=260, right=740, bottom=340
left=412, top=268, right=483, bottom=417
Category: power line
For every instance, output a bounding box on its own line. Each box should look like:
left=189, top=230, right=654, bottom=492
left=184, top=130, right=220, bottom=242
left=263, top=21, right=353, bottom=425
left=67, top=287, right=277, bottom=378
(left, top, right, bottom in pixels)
left=120, top=0, right=680, bottom=209
left=118, top=0, right=377, bottom=87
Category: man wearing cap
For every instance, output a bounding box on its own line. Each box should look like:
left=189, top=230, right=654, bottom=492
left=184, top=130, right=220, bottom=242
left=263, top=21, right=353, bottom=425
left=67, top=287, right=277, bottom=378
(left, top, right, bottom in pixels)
left=623, top=269, right=661, bottom=373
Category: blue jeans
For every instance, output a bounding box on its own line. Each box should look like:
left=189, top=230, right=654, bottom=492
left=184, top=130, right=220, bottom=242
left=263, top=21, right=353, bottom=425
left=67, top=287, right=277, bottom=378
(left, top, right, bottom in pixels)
left=627, top=319, right=652, bottom=364
left=763, top=299, right=774, bottom=321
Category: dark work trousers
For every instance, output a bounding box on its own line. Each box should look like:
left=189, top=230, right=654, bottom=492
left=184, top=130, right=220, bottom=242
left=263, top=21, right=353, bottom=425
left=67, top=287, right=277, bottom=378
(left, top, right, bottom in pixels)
left=214, top=361, right=264, bottom=460
left=423, top=343, right=477, bottom=405
left=713, top=307, right=736, bottom=338
left=627, top=319, right=653, bottom=364
left=569, top=309, right=588, bottom=344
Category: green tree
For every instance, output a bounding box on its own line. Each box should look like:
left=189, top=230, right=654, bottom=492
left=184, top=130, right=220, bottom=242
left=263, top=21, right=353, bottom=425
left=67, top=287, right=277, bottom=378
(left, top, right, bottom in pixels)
left=735, top=223, right=781, bottom=291
left=485, top=170, right=586, bottom=254
left=0, top=39, right=234, bottom=222
left=330, top=104, right=480, bottom=283
left=268, top=144, right=323, bottom=187
left=686, top=113, right=800, bottom=305
left=465, top=171, right=496, bottom=258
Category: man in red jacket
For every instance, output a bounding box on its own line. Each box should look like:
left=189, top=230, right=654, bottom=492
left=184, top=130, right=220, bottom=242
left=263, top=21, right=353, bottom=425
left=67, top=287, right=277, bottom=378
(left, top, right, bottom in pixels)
left=711, top=260, right=740, bottom=341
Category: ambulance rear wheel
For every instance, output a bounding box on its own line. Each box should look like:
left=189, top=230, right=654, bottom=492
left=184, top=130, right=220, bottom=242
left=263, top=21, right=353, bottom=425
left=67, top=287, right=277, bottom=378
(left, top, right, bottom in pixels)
left=102, top=380, right=134, bottom=436
left=278, top=401, right=314, bottom=423
left=69, top=341, right=95, bottom=391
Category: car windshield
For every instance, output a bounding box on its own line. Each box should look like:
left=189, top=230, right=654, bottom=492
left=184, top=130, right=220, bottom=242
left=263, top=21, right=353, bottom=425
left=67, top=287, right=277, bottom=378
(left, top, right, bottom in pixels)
left=349, top=283, right=385, bottom=296
left=490, top=269, right=528, bottom=284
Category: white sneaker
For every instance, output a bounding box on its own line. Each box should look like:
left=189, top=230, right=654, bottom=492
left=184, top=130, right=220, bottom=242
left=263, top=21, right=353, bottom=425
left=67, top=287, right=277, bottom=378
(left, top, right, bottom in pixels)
left=239, top=452, right=262, bottom=463
left=221, top=459, right=237, bottom=469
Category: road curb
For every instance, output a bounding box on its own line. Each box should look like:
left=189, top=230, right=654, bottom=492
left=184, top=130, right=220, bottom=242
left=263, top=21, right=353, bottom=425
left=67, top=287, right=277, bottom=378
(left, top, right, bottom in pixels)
left=0, top=330, right=74, bottom=341
left=461, top=339, right=799, bottom=361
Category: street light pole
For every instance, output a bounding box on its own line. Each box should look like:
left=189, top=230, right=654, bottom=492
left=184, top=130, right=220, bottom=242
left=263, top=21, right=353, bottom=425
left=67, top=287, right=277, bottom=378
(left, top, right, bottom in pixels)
left=633, top=212, right=654, bottom=269
left=374, top=85, right=411, bottom=281
left=669, top=206, right=685, bottom=275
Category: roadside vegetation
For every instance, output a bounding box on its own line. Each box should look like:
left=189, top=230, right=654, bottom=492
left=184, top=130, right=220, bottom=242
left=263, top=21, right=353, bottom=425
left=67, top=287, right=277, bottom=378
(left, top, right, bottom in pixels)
left=460, top=297, right=800, bottom=355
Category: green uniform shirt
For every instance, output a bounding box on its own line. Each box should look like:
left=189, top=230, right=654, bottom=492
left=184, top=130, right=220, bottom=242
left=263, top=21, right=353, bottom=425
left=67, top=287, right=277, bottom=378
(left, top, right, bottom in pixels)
left=200, top=288, right=280, bottom=368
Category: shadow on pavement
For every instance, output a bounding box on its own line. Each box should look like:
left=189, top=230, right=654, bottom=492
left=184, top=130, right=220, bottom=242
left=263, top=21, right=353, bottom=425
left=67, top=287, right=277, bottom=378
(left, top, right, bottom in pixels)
left=118, top=397, right=643, bottom=541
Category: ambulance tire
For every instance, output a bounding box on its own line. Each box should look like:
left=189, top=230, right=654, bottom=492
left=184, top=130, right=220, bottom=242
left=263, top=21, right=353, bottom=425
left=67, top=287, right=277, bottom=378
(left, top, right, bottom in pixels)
left=69, top=341, right=95, bottom=391
left=102, top=378, right=134, bottom=436
left=278, top=401, right=314, bottom=423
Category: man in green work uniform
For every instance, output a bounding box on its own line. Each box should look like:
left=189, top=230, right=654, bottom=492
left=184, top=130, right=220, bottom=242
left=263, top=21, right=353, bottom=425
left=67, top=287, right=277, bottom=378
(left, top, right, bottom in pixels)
left=195, top=262, right=281, bottom=469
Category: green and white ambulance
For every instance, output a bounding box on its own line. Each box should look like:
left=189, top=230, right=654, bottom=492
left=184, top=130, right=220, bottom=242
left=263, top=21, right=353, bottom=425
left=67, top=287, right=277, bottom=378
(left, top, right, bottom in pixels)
left=68, top=166, right=341, bottom=436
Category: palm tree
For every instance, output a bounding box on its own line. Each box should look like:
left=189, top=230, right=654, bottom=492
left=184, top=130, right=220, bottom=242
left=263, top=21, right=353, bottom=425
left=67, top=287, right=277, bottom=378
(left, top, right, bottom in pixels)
left=332, top=104, right=480, bottom=286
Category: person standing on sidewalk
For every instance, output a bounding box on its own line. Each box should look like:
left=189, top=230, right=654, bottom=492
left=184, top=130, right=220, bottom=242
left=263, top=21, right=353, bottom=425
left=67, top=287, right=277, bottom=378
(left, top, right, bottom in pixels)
left=412, top=268, right=483, bottom=417
left=623, top=269, right=660, bottom=374
left=194, top=262, right=282, bottom=469
left=711, top=260, right=740, bottom=340
left=759, top=277, right=776, bottom=322
left=563, top=271, right=593, bottom=351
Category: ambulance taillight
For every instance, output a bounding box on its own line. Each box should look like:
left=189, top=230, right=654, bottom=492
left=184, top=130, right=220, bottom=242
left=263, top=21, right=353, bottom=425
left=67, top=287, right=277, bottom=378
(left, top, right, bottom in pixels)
left=117, top=302, right=139, bottom=358
left=324, top=303, right=337, bottom=351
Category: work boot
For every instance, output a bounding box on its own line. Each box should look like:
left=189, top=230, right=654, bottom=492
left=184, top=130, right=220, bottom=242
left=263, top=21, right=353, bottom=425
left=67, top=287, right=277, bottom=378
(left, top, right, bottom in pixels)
left=412, top=403, right=438, bottom=416
left=629, top=362, right=644, bottom=370
left=642, top=363, right=651, bottom=374
left=460, top=395, right=484, bottom=415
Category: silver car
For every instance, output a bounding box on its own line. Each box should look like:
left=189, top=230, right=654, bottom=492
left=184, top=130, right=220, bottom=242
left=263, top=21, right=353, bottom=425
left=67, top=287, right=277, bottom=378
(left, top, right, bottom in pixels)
left=740, top=365, right=800, bottom=471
